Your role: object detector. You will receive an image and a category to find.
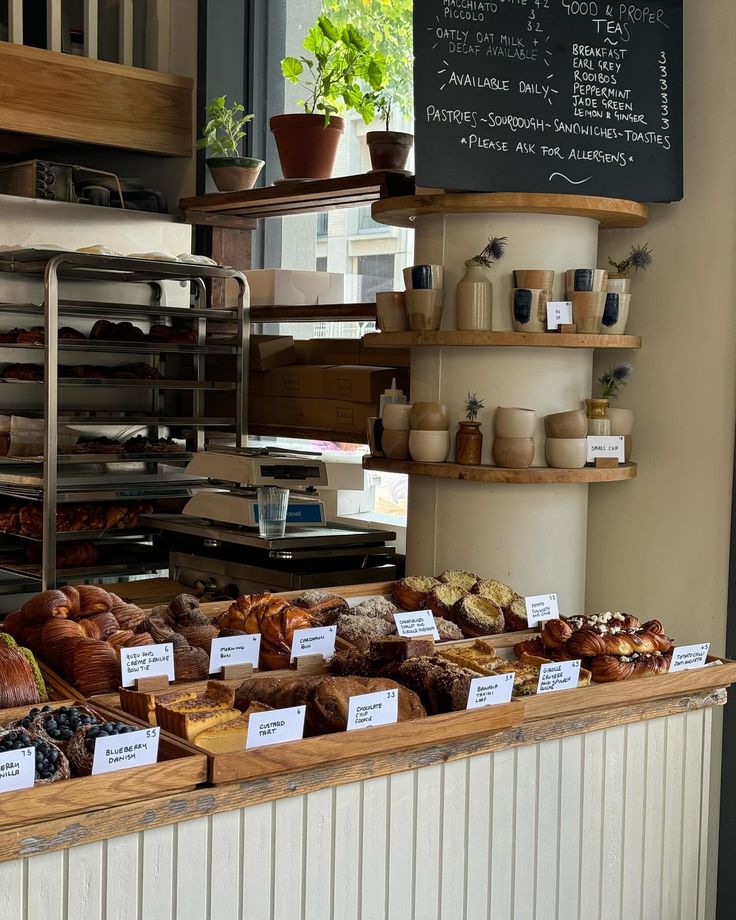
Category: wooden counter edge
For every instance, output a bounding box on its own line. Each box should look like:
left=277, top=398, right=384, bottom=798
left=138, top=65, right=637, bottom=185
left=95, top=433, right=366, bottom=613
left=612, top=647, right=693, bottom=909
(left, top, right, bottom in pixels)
left=2, top=687, right=726, bottom=863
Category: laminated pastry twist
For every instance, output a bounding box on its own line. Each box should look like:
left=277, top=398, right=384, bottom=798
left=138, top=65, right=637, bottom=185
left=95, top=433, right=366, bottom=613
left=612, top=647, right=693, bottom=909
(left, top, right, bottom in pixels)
left=589, top=651, right=673, bottom=682
left=564, top=620, right=673, bottom=657
left=216, top=593, right=317, bottom=670
left=514, top=636, right=581, bottom=663
left=539, top=612, right=642, bottom=649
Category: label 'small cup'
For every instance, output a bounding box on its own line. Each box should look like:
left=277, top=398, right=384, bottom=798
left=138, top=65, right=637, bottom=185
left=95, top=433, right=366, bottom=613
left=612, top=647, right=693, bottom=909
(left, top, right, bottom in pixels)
left=256, top=486, right=289, bottom=538
left=376, top=291, right=408, bottom=332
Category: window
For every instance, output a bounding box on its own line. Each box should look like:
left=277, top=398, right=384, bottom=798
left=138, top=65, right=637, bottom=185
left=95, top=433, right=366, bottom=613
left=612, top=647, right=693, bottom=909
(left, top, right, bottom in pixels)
left=315, top=256, right=327, bottom=272
left=316, top=213, right=329, bottom=238
left=356, top=254, right=395, bottom=303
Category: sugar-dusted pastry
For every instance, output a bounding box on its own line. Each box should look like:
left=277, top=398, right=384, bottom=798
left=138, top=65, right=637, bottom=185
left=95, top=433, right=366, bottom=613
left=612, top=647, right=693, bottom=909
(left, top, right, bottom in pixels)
left=426, top=583, right=467, bottom=619
left=434, top=616, right=465, bottom=641
left=503, top=594, right=529, bottom=631
left=439, top=570, right=478, bottom=592
left=451, top=595, right=505, bottom=637
left=392, top=575, right=440, bottom=610
left=336, top=613, right=395, bottom=644
left=473, top=578, right=515, bottom=610
left=350, top=596, right=398, bottom=622
left=291, top=590, right=349, bottom=625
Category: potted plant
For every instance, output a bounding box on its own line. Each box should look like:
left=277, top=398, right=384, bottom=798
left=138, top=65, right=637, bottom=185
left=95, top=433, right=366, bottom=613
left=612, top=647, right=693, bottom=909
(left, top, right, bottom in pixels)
left=276, top=16, right=386, bottom=180
left=607, top=243, right=654, bottom=288
left=366, top=91, right=413, bottom=172
left=455, top=393, right=485, bottom=465
left=602, top=243, right=653, bottom=334
left=457, top=236, right=507, bottom=331
left=587, top=364, right=633, bottom=440
left=196, top=96, right=263, bottom=193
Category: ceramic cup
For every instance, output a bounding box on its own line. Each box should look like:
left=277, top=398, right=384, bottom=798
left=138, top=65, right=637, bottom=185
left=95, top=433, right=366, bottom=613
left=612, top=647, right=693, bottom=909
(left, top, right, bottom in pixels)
left=545, top=437, right=588, bottom=469
left=570, top=291, right=606, bottom=333
left=566, top=269, right=608, bottom=292
left=544, top=409, right=588, bottom=439
left=366, top=417, right=381, bottom=455
left=606, top=276, right=632, bottom=295
left=403, top=264, right=444, bottom=290
left=376, top=291, right=408, bottom=332
left=511, top=288, right=552, bottom=332
left=406, top=289, right=444, bottom=331
left=624, top=434, right=633, bottom=461
left=493, top=437, right=535, bottom=469
left=601, top=292, right=631, bottom=335
left=408, top=429, right=450, bottom=463
left=494, top=406, right=537, bottom=439
left=608, top=407, right=634, bottom=436
left=382, top=402, right=412, bottom=431
left=513, top=269, right=555, bottom=290
left=409, top=401, right=450, bottom=431
left=381, top=428, right=411, bottom=460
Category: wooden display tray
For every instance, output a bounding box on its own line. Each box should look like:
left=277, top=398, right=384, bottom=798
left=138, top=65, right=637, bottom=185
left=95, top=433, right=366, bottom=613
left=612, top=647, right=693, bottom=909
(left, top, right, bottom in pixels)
left=0, top=700, right=207, bottom=830
left=363, top=456, right=638, bottom=484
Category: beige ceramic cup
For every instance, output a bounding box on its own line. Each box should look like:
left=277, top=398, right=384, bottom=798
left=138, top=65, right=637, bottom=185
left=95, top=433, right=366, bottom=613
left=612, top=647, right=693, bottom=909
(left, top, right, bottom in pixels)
left=570, top=291, right=606, bottom=333
left=410, top=401, right=450, bottom=431
left=406, top=289, right=444, bottom=331
left=545, top=437, right=587, bottom=469
left=566, top=269, right=608, bottom=292
left=600, top=292, right=631, bottom=335
left=514, top=269, right=555, bottom=290
left=408, top=429, right=450, bottom=463
left=606, top=276, right=631, bottom=295
left=545, top=408, right=588, bottom=439
left=382, top=428, right=411, bottom=460
left=494, top=406, right=537, bottom=439
left=493, top=437, right=535, bottom=469
left=608, top=407, right=634, bottom=436
left=376, top=292, right=408, bottom=332
left=511, top=288, right=552, bottom=332
left=382, top=402, right=412, bottom=431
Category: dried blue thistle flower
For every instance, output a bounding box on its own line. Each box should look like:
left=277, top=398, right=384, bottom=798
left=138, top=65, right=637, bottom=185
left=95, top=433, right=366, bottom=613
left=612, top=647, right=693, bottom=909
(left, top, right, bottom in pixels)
left=598, top=363, right=633, bottom=400
left=465, top=392, right=485, bottom=422
left=467, top=236, right=508, bottom=268
left=608, top=242, right=654, bottom=276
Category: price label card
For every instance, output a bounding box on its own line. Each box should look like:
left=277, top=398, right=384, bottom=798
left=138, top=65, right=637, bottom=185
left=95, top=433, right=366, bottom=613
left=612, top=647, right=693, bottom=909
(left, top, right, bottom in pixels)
left=92, top=727, right=160, bottom=775
left=525, top=593, right=560, bottom=627
left=546, top=301, right=573, bottom=330
left=669, top=643, right=710, bottom=673
left=246, top=706, right=306, bottom=749
left=347, top=689, right=399, bottom=731
left=210, top=634, right=261, bottom=674
left=0, top=747, right=35, bottom=794
left=586, top=436, right=625, bottom=462
left=466, top=672, right=515, bottom=710
left=393, top=610, right=440, bottom=641
left=537, top=660, right=581, bottom=694
left=290, top=626, right=337, bottom=662
left=120, top=643, right=174, bottom=688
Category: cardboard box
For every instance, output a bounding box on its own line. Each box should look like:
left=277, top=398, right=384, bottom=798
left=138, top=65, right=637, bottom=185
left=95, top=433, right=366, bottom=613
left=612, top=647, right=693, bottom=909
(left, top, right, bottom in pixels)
left=250, top=335, right=296, bottom=371
left=359, top=341, right=411, bottom=368
left=323, top=366, right=409, bottom=405
left=267, top=364, right=331, bottom=399
left=245, top=269, right=345, bottom=306
left=250, top=396, right=373, bottom=437
left=294, top=338, right=361, bottom=366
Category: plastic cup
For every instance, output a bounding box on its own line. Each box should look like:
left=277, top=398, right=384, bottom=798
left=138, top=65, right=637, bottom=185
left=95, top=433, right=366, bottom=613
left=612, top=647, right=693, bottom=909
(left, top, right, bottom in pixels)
left=257, top=486, right=289, bottom=538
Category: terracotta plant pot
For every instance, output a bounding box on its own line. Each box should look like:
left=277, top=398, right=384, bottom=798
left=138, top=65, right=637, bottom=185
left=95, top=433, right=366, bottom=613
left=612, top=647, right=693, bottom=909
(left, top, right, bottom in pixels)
left=493, top=437, right=535, bottom=469
left=455, top=421, right=483, bottom=465
left=207, top=157, right=264, bottom=192
left=366, top=131, right=413, bottom=172
left=545, top=409, right=588, bottom=439
left=270, top=114, right=345, bottom=180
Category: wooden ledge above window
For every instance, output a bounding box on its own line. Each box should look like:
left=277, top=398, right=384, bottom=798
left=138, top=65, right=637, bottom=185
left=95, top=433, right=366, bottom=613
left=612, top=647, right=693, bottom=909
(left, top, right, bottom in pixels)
left=0, top=43, right=193, bottom=157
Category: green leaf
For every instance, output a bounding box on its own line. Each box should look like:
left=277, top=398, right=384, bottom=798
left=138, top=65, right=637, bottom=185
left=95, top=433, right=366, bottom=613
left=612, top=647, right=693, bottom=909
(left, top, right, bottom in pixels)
left=303, top=24, right=324, bottom=54
left=344, top=23, right=368, bottom=52
left=281, top=56, right=304, bottom=81
left=318, top=15, right=340, bottom=42
left=365, top=57, right=386, bottom=90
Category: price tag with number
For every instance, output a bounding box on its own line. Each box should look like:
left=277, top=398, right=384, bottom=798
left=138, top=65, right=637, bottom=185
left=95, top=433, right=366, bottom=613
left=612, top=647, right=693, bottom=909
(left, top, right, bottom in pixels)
left=537, top=660, right=581, bottom=694
left=92, top=727, right=160, bottom=775
left=466, top=673, right=515, bottom=710
left=546, top=301, right=573, bottom=330
left=0, top=747, right=35, bottom=793
left=246, top=707, right=306, bottom=749
left=525, top=594, right=560, bottom=627
left=120, top=643, right=174, bottom=688
left=347, top=689, right=399, bottom=731
left=669, top=643, right=710, bottom=673
left=290, top=626, right=337, bottom=663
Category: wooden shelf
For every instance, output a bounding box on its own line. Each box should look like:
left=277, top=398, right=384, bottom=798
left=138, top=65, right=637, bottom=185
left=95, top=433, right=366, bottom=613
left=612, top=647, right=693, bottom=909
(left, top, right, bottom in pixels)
left=363, top=331, right=640, bottom=349
left=252, top=303, right=377, bottom=323
left=180, top=172, right=415, bottom=226
left=363, top=457, right=638, bottom=484
left=372, top=192, right=648, bottom=229
left=0, top=44, right=192, bottom=156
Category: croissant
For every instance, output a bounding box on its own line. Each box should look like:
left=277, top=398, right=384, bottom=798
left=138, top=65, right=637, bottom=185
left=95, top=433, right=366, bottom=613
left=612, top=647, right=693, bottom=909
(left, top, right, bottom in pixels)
left=20, top=589, right=72, bottom=624
left=78, top=618, right=102, bottom=640
left=107, top=629, right=136, bottom=652
left=0, top=635, right=44, bottom=708
left=539, top=618, right=574, bottom=649
left=217, top=593, right=317, bottom=670
left=175, top=622, right=218, bottom=653
left=173, top=644, right=209, bottom=681
left=2, top=611, right=28, bottom=643
left=87, top=611, right=120, bottom=641
left=514, top=637, right=580, bottom=663
left=71, top=638, right=119, bottom=696
left=40, top=619, right=85, bottom=673
left=111, top=602, right=147, bottom=631
left=123, top=632, right=154, bottom=648
left=565, top=626, right=673, bottom=658
left=60, top=586, right=81, bottom=617
left=77, top=586, right=113, bottom=617
left=138, top=615, right=177, bottom=644
left=589, top=651, right=672, bottom=682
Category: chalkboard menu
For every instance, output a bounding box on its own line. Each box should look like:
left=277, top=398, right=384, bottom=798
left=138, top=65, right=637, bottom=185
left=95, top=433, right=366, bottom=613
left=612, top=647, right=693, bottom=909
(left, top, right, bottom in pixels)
left=414, top=1, right=682, bottom=202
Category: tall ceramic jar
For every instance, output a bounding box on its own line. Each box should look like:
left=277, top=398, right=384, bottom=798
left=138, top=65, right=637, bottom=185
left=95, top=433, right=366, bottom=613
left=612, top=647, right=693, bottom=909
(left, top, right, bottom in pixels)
left=456, top=262, right=493, bottom=331
left=455, top=421, right=483, bottom=464
left=585, top=398, right=611, bottom=435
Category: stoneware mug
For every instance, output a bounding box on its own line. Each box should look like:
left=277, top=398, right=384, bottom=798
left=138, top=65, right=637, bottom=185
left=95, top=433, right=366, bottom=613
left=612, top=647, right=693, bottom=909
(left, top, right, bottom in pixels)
left=601, top=292, right=631, bottom=335
left=410, top=401, right=450, bottom=431
left=381, top=428, right=411, bottom=460
left=406, top=289, right=444, bottom=331
left=494, top=406, right=537, bottom=439
left=493, top=437, right=535, bottom=469
left=570, top=291, right=606, bottom=333
left=376, top=291, right=408, bottom=332
left=513, top=269, right=555, bottom=290
left=544, top=409, right=588, bottom=439
left=408, top=429, right=450, bottom=463
left=545, top=437, right=588, bottom=469
left=511, top=288, right=552, bottom=332
left=403, top=264, right=444, bottom=290
left=566, top=268, right=608, bottom=293
left=382, top=402, right=412, bottom=431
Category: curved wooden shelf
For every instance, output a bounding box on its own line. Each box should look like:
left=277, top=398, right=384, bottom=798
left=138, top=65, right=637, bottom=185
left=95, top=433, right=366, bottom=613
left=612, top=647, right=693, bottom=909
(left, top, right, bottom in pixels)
left=372, top=192, right=648, bottom=229
left=362, top=331, right=641, bottom=350
left=363, top=456, right=638, bottom=484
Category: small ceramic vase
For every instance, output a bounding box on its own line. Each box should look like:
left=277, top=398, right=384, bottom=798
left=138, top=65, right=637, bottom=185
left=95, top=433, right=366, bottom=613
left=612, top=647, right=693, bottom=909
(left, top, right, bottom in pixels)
left=585, top=398, right=611, bottom=435
left=456, top=263, right=492, bottom=331
left=455, top=421, right=483, bottom=465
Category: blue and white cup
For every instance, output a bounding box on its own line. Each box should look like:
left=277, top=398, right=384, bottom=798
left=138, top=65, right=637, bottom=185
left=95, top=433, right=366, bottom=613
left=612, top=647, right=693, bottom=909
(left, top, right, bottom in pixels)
left=601, top=292, right=631, bottom=335
left=403, top=264, right=444, bottom=291
left=511, top=288, right=552, bottom=332
left=565, top=268, right=608, bottom=292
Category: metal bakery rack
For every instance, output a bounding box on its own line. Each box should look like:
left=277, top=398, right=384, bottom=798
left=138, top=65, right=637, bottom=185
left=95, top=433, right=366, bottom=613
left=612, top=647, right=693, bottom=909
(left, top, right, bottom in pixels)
left=0, top=250, right=248, bottom=590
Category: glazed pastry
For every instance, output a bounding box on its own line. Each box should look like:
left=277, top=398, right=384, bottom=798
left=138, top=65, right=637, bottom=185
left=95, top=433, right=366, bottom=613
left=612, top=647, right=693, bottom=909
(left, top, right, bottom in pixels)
left=19, top=589, right=72, bottom=624
left=350, top=597, right=398, bottom=622
left=76, top=585, right=114, bottom=617
left=589, top=651, right=672, bottom=682
left=451, top=595, right=505, bottom=637
left=433, top=616, right=465, bottom=641
left=0, top=328, right=25, bottom=343
left=87, top=611, right=119, bottom=641
left=3, top=363, right=44, bottom=381
left=167, top=596, right=218, bottom=652
left=426, top=584, right=467, bottom=619
left=335, top=613, right=395, bottom=645
left=392, top=575, right=440, bottom=610
left=503, top=595, right=529, bottom=631
left=438, top=570, right=478, bottom=592
left=565, top=624, right=673, bottom=658
left=39, top=618, right=85, bottom=672
left=67, top=718, right=138, bottom=776
left=368, top=635, right=436, bottom=663
left=291, top=590, right=349, bottom=625
left=514, top=636, right=579, bottom=663
left=473, top=578, right=516, bottom=610
left=172, top=641, right=210, bottom=681
left=216, top=593, right=317, bottom=670
left=123, top=632, right=154, bottom=648
left=30, top=704, right=99, bottom=753
left=77, top=618, right=103, bottom=640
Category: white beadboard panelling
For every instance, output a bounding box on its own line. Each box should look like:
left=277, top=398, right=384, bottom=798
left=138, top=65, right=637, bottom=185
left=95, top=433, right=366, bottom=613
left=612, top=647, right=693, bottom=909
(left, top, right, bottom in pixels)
left=699, top=709, right=713, bottom=920
left=2, top=708, right=717, bottom=920
left=46, top=0, right=62, bottom=52
left=83, top=0, right=99, bottom=58
left=119, top=0, right=134, bottom=65
left=8, top=0, right=23, bottom=43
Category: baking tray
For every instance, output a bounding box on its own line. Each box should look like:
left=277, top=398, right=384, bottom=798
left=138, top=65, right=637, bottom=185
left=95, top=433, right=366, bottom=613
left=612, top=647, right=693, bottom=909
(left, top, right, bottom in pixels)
left=1, top=341, right=238, bottom=356
left=0, top=699, right=207, bottom=830
left=0, top=469, right=204, bottom=488
left=0, top=453, right=192, bottom=465
left=0, top=378, right=237, bottom=390
left=0, top=300, right=239, bottom=321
